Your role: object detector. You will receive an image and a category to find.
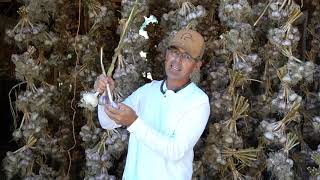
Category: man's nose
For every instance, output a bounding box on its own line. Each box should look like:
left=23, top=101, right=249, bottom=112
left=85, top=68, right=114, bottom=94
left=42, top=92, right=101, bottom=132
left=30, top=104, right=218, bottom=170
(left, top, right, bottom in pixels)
left=174, top=54, right=183, bottom=62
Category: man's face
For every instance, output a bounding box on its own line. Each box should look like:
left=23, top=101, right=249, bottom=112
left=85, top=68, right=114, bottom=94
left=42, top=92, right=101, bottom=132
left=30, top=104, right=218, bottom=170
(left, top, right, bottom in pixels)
left=165, top=46, right=202, bottom=82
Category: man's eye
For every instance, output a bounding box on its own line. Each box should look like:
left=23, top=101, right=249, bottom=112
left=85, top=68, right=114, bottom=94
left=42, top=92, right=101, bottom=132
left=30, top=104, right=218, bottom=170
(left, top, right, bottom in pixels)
left=172, top=49, right=179, bottom=54
left=183, top=54, right=191, bottom=60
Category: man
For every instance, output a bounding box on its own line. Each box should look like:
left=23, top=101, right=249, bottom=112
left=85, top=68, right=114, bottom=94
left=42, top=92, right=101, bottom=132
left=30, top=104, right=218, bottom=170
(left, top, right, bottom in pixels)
left=95, top=29, right=210, bottom=180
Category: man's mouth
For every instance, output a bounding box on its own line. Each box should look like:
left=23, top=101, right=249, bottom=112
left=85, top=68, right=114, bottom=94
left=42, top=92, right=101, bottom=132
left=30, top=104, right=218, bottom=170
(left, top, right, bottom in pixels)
left=171, top=64, right=181, bottom=71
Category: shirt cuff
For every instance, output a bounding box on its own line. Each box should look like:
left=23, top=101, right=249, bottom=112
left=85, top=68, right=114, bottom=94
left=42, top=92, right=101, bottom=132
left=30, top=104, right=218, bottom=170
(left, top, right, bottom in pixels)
left=127, top=116, right=143, bottom=133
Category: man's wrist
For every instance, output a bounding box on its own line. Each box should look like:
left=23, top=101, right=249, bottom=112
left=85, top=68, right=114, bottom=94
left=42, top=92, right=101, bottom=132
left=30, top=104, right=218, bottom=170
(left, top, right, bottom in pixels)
left=127, top=116, right=141, bottom=133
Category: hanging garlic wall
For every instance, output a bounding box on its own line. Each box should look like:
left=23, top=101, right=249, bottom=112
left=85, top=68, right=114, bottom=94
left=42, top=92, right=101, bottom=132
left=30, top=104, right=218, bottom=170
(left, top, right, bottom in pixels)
left=2, top=0, right=320, bottom=179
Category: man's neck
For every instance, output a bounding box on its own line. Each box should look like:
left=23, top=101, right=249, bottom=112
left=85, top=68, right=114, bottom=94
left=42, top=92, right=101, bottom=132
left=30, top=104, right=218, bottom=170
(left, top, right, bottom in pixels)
left=166, top=79, right=190, bottom=91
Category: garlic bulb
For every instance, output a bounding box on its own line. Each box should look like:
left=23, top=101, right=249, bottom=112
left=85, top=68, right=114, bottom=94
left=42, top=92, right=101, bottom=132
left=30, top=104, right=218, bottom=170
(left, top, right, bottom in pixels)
left=79, top=91, right=100, bottom=110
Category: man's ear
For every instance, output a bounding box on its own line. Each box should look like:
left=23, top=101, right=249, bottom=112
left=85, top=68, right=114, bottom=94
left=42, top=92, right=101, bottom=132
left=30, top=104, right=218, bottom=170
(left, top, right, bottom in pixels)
left=195, top=61, right=202, bottom=70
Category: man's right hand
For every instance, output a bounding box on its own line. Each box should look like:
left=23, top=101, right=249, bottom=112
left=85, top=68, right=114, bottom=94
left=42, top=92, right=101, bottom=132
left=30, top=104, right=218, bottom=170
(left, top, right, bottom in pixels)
left=94, top=74, right=115, bottom=94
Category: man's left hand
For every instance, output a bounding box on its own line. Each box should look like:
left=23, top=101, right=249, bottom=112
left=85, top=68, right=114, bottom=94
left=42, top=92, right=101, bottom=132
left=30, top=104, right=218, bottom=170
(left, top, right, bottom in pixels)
left=104, top=103, right=138, bottom=126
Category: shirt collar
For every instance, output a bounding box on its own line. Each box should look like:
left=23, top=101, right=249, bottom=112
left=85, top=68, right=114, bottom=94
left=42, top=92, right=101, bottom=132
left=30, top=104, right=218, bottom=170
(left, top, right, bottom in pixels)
left=160, top=79, right=192, bottom=95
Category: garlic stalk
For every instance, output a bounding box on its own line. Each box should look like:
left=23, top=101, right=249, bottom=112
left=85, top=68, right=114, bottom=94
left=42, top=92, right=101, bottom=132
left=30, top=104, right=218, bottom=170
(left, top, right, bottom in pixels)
left=100, top=47, right=115, bottom=106
left=79, top=47, right=115, bottom=110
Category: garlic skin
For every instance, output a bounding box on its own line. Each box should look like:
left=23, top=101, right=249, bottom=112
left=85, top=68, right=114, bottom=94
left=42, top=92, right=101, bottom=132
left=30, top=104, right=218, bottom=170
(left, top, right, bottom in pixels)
left=79, top=91, right=99, bottom=110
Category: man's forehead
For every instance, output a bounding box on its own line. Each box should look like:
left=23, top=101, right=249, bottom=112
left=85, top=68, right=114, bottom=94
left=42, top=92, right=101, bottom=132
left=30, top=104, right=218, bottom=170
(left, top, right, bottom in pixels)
left=169, top=46, right=188, bottom=53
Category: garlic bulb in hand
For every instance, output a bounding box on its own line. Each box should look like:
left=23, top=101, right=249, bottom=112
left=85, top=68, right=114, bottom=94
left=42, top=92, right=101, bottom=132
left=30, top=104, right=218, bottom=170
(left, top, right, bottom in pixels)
left=98, top=95, right=119, bottom=109
left=79, top=91, right=100, bottom=111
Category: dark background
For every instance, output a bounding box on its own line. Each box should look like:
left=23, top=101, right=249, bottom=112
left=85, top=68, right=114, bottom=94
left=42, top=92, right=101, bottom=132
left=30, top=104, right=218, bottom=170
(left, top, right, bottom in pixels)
left=0, top=1, right=22, bottom=178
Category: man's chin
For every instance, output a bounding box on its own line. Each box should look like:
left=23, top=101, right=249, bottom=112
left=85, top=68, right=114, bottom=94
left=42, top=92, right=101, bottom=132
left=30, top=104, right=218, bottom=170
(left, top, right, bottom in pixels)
left=166, top=74, right=182, bottom=81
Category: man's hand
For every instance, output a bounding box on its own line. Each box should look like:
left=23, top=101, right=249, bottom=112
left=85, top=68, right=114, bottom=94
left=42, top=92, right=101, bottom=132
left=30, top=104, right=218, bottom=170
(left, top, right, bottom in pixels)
left=94, top=74, right=115, bottom=94
left=104, top=103, right=138, bottom=126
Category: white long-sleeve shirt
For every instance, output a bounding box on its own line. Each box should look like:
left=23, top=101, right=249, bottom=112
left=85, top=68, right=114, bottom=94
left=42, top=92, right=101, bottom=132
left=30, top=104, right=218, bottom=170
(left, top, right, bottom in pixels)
left=98, top=80, right=210, bottom=180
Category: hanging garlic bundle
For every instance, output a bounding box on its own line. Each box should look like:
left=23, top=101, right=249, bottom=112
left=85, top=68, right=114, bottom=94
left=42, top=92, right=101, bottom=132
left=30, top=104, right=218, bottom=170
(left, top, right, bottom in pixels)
left=80, top=124, right=103, bottom=144
left=271, top=86, right=302, bottom=114
left=37, top=136, right=64, bottom=160
left=218, top=23, right=254, bottom=54
left=215, top=20, right=260, bottom=79
left=5, top=6, right=47, bottom=49
left=210, top=90, right=233, bottom=120
left=69, top=35, right=98, bottom=58
left=267, top=0, right=300, bottom=23
left=259, top=119, right=287, bottom=145
left=268, top=26, right=300, bottom=48
left=84, top=138, right=115, bottom=180
left=161, top=1, right=206, bottom=30
left=267, top=151, right=294, bottom=180
left=311, top=116, right=320, bottom=132
left=83, top=129, right=128, bottom=179
left=111, top=0, right=150, bottom=101
left=80, top=1, right=143, bottom=178
left=203, top=122, right=244, bottom=172
left=15, top=86, right=57, bottom=114
left=204, top=60, right=229, bottom=91
left=3, top=149, right=35, bottom=179
left=218, top=0, right=252, bottom=28
left=11, top=46, right=50, bottom=89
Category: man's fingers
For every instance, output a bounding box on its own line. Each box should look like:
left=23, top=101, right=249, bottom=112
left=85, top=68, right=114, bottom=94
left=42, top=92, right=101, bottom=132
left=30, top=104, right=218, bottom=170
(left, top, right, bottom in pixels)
left=94, top=74, right=110, bottom=93
left=105, top=106, right=121, bottom=120
left=106, top=77, right=115, bottom=91
left=99, top=74, right=107, bottom=80
left=118, top=103, right=131, bottom=111
left=106, top=104, right=123, bottom=114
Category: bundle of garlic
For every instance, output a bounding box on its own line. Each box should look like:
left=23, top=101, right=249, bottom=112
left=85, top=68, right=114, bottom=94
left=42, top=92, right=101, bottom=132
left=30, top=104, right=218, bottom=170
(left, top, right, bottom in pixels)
left=80, top=124, right=103, bottom=144
left=15, top=86, right=57, bottom=113
left=157, top=0, right=207, bottom=57
left=85, top=0, right=111, bottom=25
left=266, top=151, right=294, bottom=180
left=233, top=53, right=261, bottom=74
left=11, top=46, right=50, bottom=84
left=79, top=2, right=147, bottom=177
left=218, top=0, right=252, bottom=28
left=259, top=119, right=287, bottom=146
left=203, top=122, right=243, bottom=172
left=3, top=149, right=35, bottom=179
left=110, top=0, right=151, bottom=101
left=83, top=129, right=128, bottom=179
left=161, top=3, right=206, bottom=31
left=5, top=6, right=48, bottom=49
left=209, top=90, right=233, bottom=120
left=308, top=150, right=320, bottom=177
left=26, top=164, right=60, bottom=179
left=5, top=80, right=67, bottom=179
left=84, top=145, right=115, bottom=180
left=15, top=112, right=48, bottom=139
left=218, top=23, right=254, bottom=55
left=203, top=121, right=262, bottom=179
left=113, top=63, right=145, bottom=101
left=69, top=35, right=98, bottom=58
left=271, top=87, right=302, bottom=114
left=105, top=128, right=129, bottom=158
left=267, top=0, right=300, bottom=23
left=22, top=0, right=57, bottom=24
left=278, top=60, right=315, bottom=87
left=268, top=26, right=300, bottom=49
left=202, top=60, right=229, bottom=91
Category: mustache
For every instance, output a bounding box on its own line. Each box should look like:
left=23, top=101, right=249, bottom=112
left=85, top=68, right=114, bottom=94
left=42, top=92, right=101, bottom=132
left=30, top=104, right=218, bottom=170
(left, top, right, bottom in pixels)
left=170, top=61, right=182, bottom=68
